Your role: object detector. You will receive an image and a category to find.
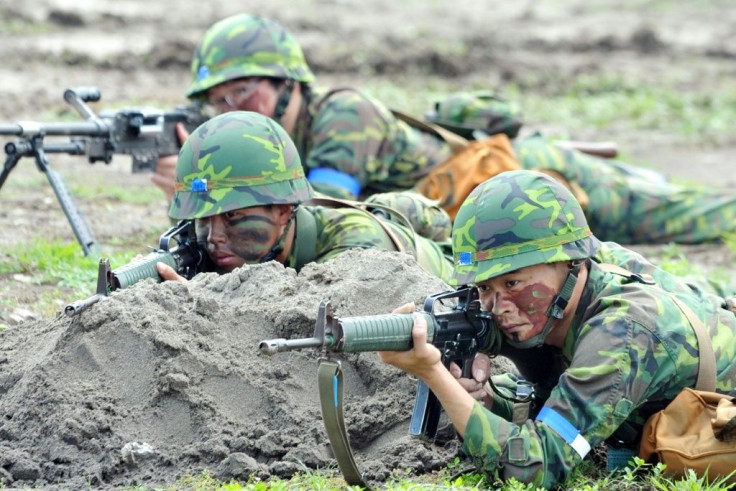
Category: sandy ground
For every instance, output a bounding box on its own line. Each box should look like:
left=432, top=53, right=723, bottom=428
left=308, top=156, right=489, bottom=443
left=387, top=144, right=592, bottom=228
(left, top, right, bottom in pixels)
left=1, top=0, right=736, bottom=488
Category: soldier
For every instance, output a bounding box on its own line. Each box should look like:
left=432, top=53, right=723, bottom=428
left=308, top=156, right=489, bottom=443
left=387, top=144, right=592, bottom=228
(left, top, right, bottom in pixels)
left=153, top=12, right=736, bottom=245
left=378, top=170, right=736, bottom=487
left=155, top=110, right=454, bottom=284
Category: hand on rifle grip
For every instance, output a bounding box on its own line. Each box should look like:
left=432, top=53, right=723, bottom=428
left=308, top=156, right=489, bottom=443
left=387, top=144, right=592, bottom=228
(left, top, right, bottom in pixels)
left=450, top=353, right=494, bottom=409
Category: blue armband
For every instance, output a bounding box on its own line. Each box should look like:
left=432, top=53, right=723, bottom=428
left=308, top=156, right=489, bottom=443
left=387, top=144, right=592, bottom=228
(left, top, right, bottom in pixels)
left=536, top=406, right=591, bottom=459
left=307, top=167, right=362, bottom=197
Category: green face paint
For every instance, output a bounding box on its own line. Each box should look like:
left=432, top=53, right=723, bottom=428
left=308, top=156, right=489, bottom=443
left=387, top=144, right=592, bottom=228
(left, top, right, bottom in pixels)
left=195, top=208, right=280, bottom=271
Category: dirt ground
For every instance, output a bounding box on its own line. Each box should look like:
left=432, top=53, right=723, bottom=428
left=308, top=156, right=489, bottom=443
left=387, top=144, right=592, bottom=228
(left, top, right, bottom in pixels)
left=1, top=0, right=736, bottom=488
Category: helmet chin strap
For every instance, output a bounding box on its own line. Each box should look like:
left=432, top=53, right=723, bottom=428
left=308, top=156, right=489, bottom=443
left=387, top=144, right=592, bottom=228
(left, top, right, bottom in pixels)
left=272, top=79, right=295, bottom=124
left=259, top=206, right=297, bottom=264
left=507, top=261, right=582, bottom=349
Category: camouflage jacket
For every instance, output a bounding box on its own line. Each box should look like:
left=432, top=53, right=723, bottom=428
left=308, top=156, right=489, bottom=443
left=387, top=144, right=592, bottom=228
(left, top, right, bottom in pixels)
left=286, top=205, right=454, bottom=284
left=512, top=134, right=736, bottom=244
left=290, top=86, right=452, bottom=200
left=463, top=242, right=736, bottom=487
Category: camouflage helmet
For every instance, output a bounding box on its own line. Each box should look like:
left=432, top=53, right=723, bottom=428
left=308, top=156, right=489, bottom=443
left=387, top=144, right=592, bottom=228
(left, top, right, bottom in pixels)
left=451, top=170, right=600, bottom=286
left=426, top=90, right=524, bottom=139
left=169, top=111, right=313, bottom=220
left=187, top=14, right=315, bottom=99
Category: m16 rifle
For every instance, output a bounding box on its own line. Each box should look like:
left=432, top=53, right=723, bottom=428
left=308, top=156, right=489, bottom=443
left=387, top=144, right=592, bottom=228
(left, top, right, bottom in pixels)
left=0, top=87, right=207, bottom=255
left=259, top=286, right=501, bottom=488
left=64, top=220, right=208, bottom=317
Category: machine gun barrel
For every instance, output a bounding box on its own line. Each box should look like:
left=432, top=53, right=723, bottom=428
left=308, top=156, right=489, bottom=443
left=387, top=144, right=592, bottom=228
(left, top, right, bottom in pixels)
left=0, top=120, right=109, bottom=138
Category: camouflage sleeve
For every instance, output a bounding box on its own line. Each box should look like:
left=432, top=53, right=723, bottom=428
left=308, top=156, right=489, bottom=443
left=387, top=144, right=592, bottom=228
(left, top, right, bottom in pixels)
left=305, top=91, right=394, bottom=200
left=312, top=207, right=399, bottom=263
left=305, top=89, right=452, bottom=200
left=310, top=206, right=454, bottom=283
left=514, top=134, right=736, bottom=244
left=462, top=295, right=693, bottom=487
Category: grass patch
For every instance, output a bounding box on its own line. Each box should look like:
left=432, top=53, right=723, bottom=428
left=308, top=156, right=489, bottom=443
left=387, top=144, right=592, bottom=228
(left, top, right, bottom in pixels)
left=512, top=73, right=736, bottom=144
left=68, top=173, right=164, bottom=205
left=121, top=456, right=736, bottom=490
left=0, top=229, right=162, bottom=319
left=0, top=238, right=134, bottom=288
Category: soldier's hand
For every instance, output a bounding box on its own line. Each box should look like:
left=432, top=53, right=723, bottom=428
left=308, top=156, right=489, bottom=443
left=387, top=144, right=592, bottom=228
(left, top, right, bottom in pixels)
left=151, top=123, right=190, bottom=203
left=156, top=262, right=187, bottom=283
left=449, top=353, right=494, bottom=409
left=378, top=314, right=442, bottom=379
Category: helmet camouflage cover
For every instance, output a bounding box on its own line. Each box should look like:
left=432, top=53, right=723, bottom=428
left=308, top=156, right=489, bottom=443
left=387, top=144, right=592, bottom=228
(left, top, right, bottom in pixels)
left=426, top=90, right=524, bottom=139
left=169, top=111, right=313, bottom=220
left=452, top=170, right=600, bottom=286
left=187, top=13, right=315, bottom=99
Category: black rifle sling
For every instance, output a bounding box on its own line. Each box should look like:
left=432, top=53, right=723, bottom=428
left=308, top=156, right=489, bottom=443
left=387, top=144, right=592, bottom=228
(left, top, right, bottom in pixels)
left=317, top=359, right=372, bottom=489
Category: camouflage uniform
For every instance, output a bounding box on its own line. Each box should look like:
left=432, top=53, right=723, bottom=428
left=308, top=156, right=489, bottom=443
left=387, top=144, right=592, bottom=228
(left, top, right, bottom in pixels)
left=287, top=204, right=454, bottom=282
left=513, top=134, right=736, bottom=244
left=430, top=91, right=736, bottom=244
left=290, top=88, right=736, bottom=244
left=187, top=13, right=736, bottom=245
left=169, top=110, right=454, bottom=282
left=290, top=86, right=452, bottom=200
left=451, top=170, right=736, bottom=488
left=186, top=13, right=453, bottom=240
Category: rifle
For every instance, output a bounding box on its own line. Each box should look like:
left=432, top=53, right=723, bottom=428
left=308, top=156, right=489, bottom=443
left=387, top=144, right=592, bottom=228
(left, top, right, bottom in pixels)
left=0, top=87, right=207, bottom=255
left=259, top=286, right=501, bottom=487
left=64, top=220, right=208, bottom=317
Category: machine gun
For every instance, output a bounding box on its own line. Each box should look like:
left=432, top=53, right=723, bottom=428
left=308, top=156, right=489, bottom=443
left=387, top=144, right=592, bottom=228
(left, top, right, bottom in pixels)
left=0, top=87, right=207, bottom=255
left=259, top=286, right=501, bottom=487
left=64, top=220, right=208, bottom=317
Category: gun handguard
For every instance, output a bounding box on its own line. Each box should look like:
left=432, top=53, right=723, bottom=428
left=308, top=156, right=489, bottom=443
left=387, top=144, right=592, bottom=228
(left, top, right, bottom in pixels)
left=111, top=251, right=178, bottom=290
left=64, top=220, right=205, bottom=317
left=260, top=310, right=438, bottom=355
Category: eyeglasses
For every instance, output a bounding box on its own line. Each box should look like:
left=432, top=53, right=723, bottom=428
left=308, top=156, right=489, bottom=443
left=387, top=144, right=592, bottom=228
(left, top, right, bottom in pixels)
left=206, top=79, right=261, bottom=114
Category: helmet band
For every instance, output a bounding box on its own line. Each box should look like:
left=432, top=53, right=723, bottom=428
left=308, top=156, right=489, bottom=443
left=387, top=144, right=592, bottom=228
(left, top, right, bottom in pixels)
left=457, top=226, right=592, bottom=266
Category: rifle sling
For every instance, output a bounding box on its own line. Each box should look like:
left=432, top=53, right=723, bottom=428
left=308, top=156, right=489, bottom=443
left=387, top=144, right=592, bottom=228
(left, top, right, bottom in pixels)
left=390, top=108, right=469, bottom=154
left=317, top=359, right=372, bottom=489
left=293, top=206, right=318, bottom=271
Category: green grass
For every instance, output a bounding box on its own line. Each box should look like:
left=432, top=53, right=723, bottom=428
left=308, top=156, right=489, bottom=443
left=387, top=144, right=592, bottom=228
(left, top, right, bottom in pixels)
left=0, top=232, right=159, bottom=321
left=117, top=456, right=736, bottom=490
left=68, top=174, right=165, bottom=204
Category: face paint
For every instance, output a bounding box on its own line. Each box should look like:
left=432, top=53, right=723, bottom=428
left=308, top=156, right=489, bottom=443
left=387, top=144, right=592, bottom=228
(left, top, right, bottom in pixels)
left=477, top=264, right=563, bottom=344
left=196, top=209, right=280, bottom=272
left=502, top=281, right=557, bottom=342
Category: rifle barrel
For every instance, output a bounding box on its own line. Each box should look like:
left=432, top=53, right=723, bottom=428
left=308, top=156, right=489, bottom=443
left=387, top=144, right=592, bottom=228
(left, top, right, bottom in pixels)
left=64, top=293, right=106, bottom=317
left=259, top=337, right=326, bottom=355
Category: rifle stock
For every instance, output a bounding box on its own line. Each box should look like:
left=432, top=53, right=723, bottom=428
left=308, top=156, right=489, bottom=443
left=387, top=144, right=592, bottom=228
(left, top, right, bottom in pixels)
left=64, top=220, right=207, bottom=317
